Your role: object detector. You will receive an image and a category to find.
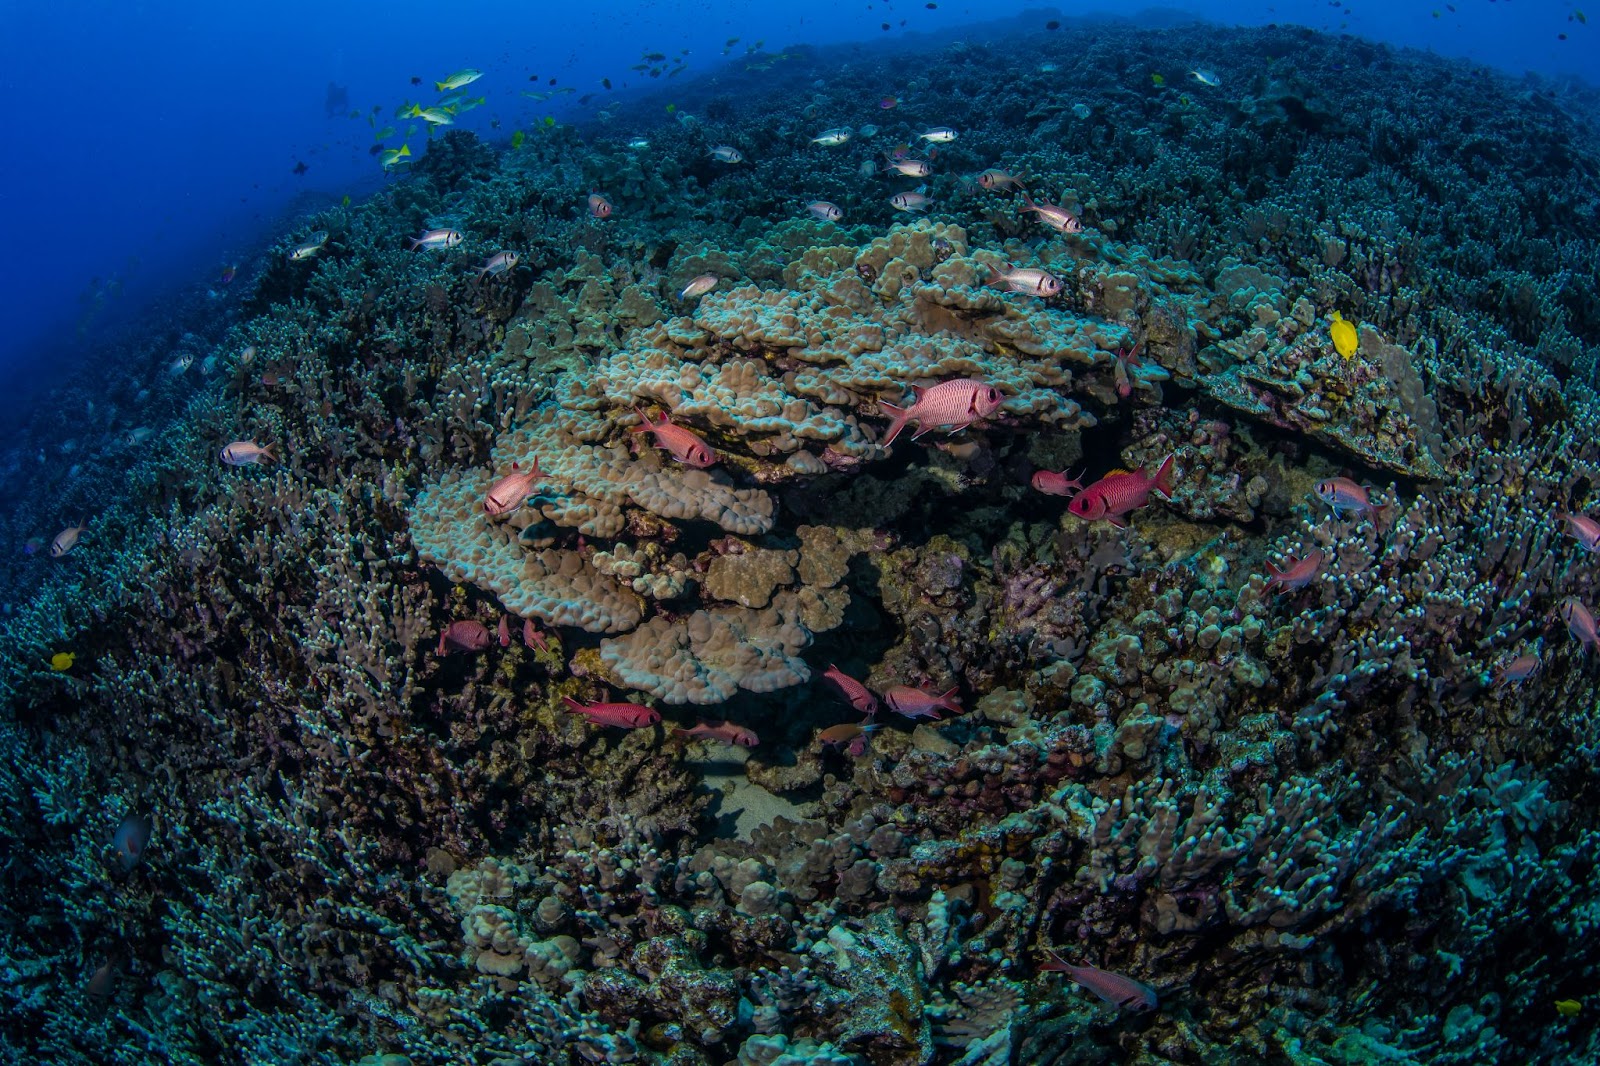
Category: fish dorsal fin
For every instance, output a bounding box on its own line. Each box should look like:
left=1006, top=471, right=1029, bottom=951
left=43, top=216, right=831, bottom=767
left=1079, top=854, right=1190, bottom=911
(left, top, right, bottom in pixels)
left=1105, top=467, right=1131, bottom=477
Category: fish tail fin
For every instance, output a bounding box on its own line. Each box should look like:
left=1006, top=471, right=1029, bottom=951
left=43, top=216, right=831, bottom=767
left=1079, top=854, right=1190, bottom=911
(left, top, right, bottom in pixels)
left=262, top=443, right=278, bottom=464
left=630, top=408, right=655, bottom=433
left=435, top=81, right=448, bottom=92
left=406, top=238, right=421, bottom=251
left=938, top=686, right=961, bottom=710
left=879, top=400, right=911, bottom=446
left=670, top=727, right=693, bottom=739
left=1019, top=189, right=1039, bottom=213
left=560, top=696, right=583, bottom=714
left=1152, top=453, right=1177, bottom=498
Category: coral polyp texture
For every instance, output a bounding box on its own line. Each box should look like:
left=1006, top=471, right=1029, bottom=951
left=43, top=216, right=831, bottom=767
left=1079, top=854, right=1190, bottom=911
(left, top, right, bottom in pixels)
left=5, top=14, right=1600, bottom=1066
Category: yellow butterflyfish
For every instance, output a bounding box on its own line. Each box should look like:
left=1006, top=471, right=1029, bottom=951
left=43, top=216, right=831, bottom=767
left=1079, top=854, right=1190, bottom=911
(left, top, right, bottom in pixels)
left=1555, top=998, right=1581, bottom=1017
left=50, top=651, right=75, bottom=671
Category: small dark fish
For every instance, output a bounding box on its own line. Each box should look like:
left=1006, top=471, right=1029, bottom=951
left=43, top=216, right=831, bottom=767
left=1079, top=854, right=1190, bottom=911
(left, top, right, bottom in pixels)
left=292, top=161, right=308, bottom=176
left=87, top=955, right=120, bottom=998
left=113, top=813, right=152, bottom=872
left=602, top=77, right=612, bottom=89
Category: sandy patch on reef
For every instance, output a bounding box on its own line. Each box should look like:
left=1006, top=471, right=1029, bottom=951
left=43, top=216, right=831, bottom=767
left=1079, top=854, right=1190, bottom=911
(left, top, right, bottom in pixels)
left=688, top=749, right=808, bottom=840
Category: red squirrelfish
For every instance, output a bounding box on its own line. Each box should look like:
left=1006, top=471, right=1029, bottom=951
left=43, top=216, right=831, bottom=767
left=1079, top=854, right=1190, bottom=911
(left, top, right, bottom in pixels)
left=484, top=459, right=545, bottom=516
left=880, top=378, right=1006, bottom=446
left=51, top=523, right=87, bottom=558
left=808, top=201, right=844, bottom=222
left=1019, top=191, right=1082, bottom=234
left=1068, top=456, right=1177, bottom=528
left=821, top=664, right=879, bottom=715
left=1031, top=470, right=1084, bottom=497
left=709, top=145, right=744, bottom=163
left=220, top=440, right=277, bottom=466
left=633, top=409, right=715, bottom=468
left=1561, top=598, right=1598, bottom=652
left=1264, top=549, right=1325, bottom=592
left=1493, top=653, right=1540, bottom=691
left=113, top=813, right=152, bottom=872
left=498, top=616, right=512, bottom=648
left=562, top=696, right=661, bottom=729
left=985, top=265, right=1062, bottom=298
left=437, top=620, right=493, bottom=656
left=673, top=720, right=760, bottom=747
left=1041, top=952, right=1158, bottom=1012
left=588, top=194, right=612, bottom=219
left=883, top=685, right=961, bottom=720
left=1556, top=511, right=1600, bottom=553
left=523, top=618, right=549, bottom=652
left=1316, top=477, right=1385, bottom=520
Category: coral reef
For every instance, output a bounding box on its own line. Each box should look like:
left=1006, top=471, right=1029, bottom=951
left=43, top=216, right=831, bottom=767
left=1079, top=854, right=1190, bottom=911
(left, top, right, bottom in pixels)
left=4, top=13, right=1600, bottom=1066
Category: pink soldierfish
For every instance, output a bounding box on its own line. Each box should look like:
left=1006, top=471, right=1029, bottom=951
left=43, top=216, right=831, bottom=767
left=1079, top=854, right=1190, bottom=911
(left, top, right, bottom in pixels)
left=478, top=251, right=519, bottom=277
left=562, top=696, right=661, bottom=729
left=977, top=168, right=1024, bottom=191
left=808, top=201, right=844, bottom=222
left=1019, top=191, right=1082, bottom=234
left=51, top=523, right=87, bottom=558
left=1316, top=477, right=1387, bottom=521
left=113, top=813, right=152, bottom=872
left=680, top=274, right=718, bottom=300
left=883, top=155, right=933, bottom=177
left=1556, top=512, right=1600, bottom=553
left=1560, top=598, right=1598, bottom=653
left=889, top=190, right=933, bottom=212
left=883, top=685, right=961, bottom=720
left=1493, top=653, right=1540, bottom=691
left=1264, top=550, right=1325, bottom=592
left=498, top=616, right=512, bottom=648
left=985, top=265, right=1062, bottom=298
left=588, top=194, right=612, bottom=219
left=633, top=409, right=716, bottom=468
left=821, top=664, right=879, bottom=716
left=484, top=460, right=545, bottom=516
left=408, top=228, right=463, bottom=251
left=437, top=620, right=493, bottom=656
left=880, top=379, right=1006, bottom=447
left=523, top=618, right=549, bottom=652
left=220, top=440, right=277, bottom=466
left=1031, top=470, right=1084, bottom=497
left=673, top=720, right=760, bottom=747
left=1068, top=456, right=1177, bottom=528
left=1041, top=952, right=1157, bottom=1012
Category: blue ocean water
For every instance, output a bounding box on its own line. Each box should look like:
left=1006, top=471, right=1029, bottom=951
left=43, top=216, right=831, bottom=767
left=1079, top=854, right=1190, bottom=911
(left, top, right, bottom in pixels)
left=0, top=0, right=1593, bottom=422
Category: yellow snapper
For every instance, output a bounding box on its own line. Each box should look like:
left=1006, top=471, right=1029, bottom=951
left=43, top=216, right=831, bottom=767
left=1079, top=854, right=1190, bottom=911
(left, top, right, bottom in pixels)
left=380, top=143, right=412, bottom=168
left=436, top=68, right=483, bottom=92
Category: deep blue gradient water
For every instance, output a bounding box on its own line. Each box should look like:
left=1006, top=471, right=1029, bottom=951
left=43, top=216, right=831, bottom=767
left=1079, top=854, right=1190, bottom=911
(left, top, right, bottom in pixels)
left=1, top=0, right=1594, bottom=425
